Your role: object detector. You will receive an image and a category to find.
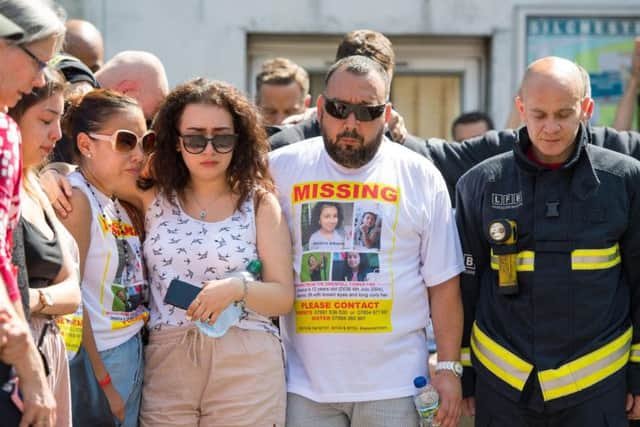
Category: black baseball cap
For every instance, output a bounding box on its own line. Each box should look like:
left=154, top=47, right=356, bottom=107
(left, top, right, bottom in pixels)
left=49, top=54, right=100, bottom=88
left=0, top=13, right=23, bottom=40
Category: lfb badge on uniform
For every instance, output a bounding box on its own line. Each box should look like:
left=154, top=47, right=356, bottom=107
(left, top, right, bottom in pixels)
left=463, top=253, right=476, bottom=274
left=488, top=219, right=519, bottom=295
left=490, top=192, right=523, bottom=210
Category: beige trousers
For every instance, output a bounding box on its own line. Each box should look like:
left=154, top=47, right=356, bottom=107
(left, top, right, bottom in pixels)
left=30, top=315, right=72, bottom=427
left=140, top=325, right=286, bottom=427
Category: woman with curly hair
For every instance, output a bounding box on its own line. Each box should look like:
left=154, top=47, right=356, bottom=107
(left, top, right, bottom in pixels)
left=132, top=78, right=293, bottom=426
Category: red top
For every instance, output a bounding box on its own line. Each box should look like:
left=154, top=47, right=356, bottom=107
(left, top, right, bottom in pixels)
left=0, top=113, right=22, bottom=302
left=527, top=147, right=563, bottom=171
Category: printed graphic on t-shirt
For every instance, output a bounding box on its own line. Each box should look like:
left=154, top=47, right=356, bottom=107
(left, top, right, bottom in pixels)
left=56, top=306, right=83, bottom=360
left=330, top=252, right=380, bottom=282
left=353, top=205, right=382, bottom=250
left=302, top=201, right=354, bottom=251
left=97, top=213, right=148, bottom=329
left=111, top=284, right=144, bottom=312
left=292, top=181, right=398, bottom=334
left=300, top=252, right=331, bottom=282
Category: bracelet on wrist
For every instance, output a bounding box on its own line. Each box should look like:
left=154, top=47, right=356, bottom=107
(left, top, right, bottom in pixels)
left=98, top=373, right=112, bottom=388
left=234, top=274, right=249, bottom=311
left=238, top=275, right=249, bottom=302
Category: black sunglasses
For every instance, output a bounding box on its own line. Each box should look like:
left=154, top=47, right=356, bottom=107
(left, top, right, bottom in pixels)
left=18, top=44, right=48, bottom=72
left=323, top=97, right=386, bottom=122
left=179, top=134, right=238, bottom=154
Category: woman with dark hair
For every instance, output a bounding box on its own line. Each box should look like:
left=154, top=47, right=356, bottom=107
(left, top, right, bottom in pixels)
left=354, top=210, right=381, bottom=249
left=307, top=201, right=345, bottom=250
left=135, top=78, right=293, bottom=426
left=0, top=1, right=65, bottom=425
left=58, top=89, right=153, bottom=426
left=307, top=254, right=326, bottom=282
left=332, top=252, right=371, bottom=282
left=8, top=68, right=81, bottom=427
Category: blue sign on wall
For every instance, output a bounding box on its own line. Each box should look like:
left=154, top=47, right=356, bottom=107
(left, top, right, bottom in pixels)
left=527, top=16, right=640, bottom=126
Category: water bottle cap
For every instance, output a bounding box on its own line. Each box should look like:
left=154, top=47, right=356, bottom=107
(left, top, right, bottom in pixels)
left=413, top=376, right=427, bottom=388
left=247, top=259, right=262, bottom=274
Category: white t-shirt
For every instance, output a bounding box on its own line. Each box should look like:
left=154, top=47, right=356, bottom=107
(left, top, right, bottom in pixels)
left=69, top=172, right=148, bottom=352
left=270, top=137, right=464, bottom=402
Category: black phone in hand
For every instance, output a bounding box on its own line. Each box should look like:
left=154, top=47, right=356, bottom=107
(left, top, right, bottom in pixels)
left=164, top=279, right=202, bottom=310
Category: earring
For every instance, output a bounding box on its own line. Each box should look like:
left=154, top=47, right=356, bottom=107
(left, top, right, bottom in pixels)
left=85, top=152, right=92, bottom=158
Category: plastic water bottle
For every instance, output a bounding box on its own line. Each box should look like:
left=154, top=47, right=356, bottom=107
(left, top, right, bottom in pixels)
left=414, top=376, right=439, bottom=427
left=196, top=260, right=262, bottom=337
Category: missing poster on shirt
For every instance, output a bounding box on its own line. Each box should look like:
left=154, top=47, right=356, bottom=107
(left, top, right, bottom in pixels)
left=56, top=306, right=83, bottom=360
left=98, top=214, right=149, bottom=329
left=293, top=181, right=399, bottom=334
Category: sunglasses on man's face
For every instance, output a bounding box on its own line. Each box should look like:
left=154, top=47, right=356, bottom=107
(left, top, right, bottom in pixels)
left=323, top=97, right=387, bottom=122
left=179, top=134, right=238, bottom=155
left=88, top=129, right=156, bottom=155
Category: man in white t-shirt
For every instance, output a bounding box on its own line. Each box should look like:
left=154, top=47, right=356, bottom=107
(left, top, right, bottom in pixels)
left=270, top=55, right=465, bottom=427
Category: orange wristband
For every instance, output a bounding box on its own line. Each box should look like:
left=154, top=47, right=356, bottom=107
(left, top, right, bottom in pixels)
left=98, top=374, right=111, bottom=388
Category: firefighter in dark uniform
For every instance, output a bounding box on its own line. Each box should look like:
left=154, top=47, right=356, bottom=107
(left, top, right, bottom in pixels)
left=455, top=56, right=640, bottom=426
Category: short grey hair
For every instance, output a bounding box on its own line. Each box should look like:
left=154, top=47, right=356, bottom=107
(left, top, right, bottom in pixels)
left=324, top=55, right=391, bottom=100
left=0, top=0, right=65, bottom=49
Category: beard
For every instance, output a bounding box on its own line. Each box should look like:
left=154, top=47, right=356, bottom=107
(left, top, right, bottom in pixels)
left=321, top=122, right=385, bottom=169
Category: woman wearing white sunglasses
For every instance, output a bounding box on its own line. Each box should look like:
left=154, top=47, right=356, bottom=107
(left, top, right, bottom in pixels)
left=58, top=89, right=154, bottom=427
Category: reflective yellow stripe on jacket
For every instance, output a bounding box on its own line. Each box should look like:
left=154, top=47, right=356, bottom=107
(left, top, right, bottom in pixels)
left=461, top=347, right=472, bottom=367
left=490, top=251, right=534, bottom=272
left=489, top=244, right=620, bottom=272
left=537, top=327, right=631, bottom=401
left=471, top=323, right=631, bottom=401
left=631, top=343, right=640, bottom=363
left=470, top=323, right=533, bottom=391
left=571, top=244, right=621, bottom=270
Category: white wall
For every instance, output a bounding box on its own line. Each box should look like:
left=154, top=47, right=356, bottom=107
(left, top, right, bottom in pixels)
left=58, top=0, right=638, bottom=133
